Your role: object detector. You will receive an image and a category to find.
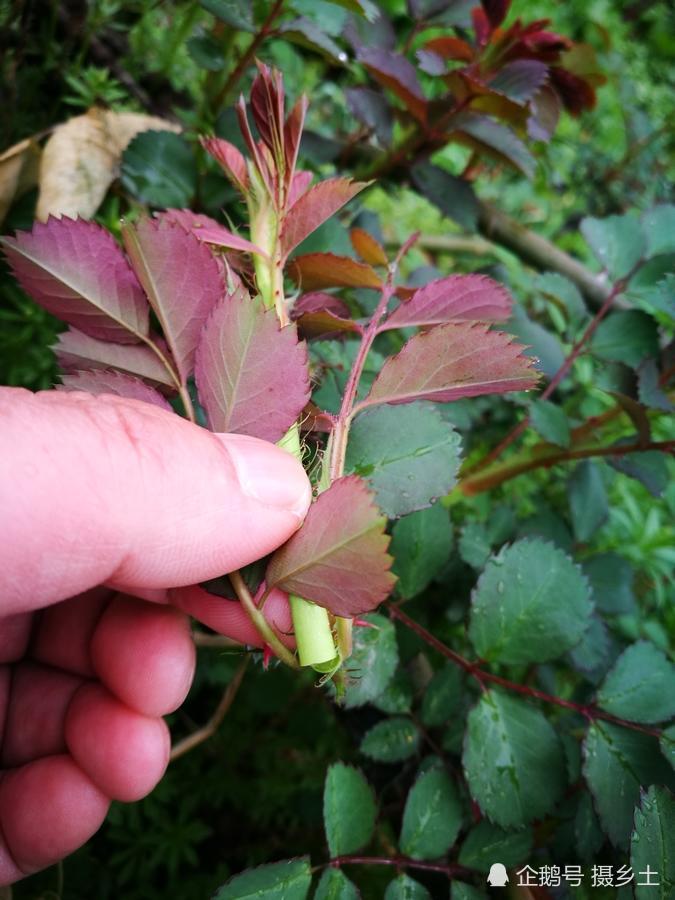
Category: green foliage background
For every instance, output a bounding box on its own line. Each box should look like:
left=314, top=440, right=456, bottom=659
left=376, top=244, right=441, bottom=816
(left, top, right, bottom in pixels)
left=1, top=1, right=673, bottom=898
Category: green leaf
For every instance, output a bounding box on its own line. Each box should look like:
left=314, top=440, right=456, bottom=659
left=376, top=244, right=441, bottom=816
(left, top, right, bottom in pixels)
left=384, top=875, right=431, bottom=900
left=214, top=858, right=312, bottom=899
left=323, top=763, right=377, bottom=856
left=420, top=666, right=463, bottom=728
left=186, top=34, right=225, bottom=70
left=360, top=717, right=420, bottom=763
left=574, top=791, right=605, bottom=860
left=199, top=0, right=254, bottom=31
left=610, top=449, right=670, bottom=498
left=458, top=522, right=492, bottom=570
left=530, top=399, right=570, bottom=448
left=372, top=670, right=413, bottom=714
left=583, top=721, right=674, bottom=848
left=463, top=691, right=566, bottom=827
left=121, top=131, right=195, bottom=209
left=452, top=885, right=488, bottom=900
left=568, top=461, right=608, bottom=542
left=591, top=310, right=659, bottom=368
left=642, top=204, right=675, bottom=257
left=458, top=821, right=532, bottom=872
left=280, top=18, right=347, bottom=65
left=400, top=765, right=463, bottom=859
left=346, top=403, right=462, bottom=518
left=661, top=725, right=675, bottom=772
left=597, top=641, right=675, bottom=724
left=631, top=786, right=675, bottom=900
left=535, top=272, right=587, bottom=331
left=507, top=304, right=564, bottom=378
left=454, top=113, right=536, bottom=178
left=391, top=506, right=453, bottom=598
left=568, top=615, right=613, bottom=682
left=581, top=212, right=646, bottom=280
left=313, top=869, right=361, bottom=900
left=344, top=613, right=399, bottom=709
left=410, top=162, right=479, bottom=230
left=582, top=553, right=636, bottom=615
left=468, top=539, right=592, bottom=664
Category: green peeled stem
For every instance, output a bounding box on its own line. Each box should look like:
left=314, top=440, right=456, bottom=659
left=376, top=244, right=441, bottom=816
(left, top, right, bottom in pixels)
left=290, top=594, right=337, bottom=668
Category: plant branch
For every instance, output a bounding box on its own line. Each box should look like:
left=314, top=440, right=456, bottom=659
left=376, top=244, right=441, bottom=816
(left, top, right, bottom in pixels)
left=229, top=570, right=299, bottom=669
left=213, top=0, right=285, bottom=111
left=170, top=657, right=249, bottom=761
left=472, top=275, right=628, bottom=472
left=458, top=439, right=674, bottom=496
left=388, top=604, right=664, bottom=739
left=192, top=630, right=243, bottom=649
left=325, top=855, right=471, bottom=878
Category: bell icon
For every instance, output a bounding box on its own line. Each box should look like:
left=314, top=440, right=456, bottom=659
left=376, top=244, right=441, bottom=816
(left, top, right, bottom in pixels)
left=487, top=863, right=509, bottom=887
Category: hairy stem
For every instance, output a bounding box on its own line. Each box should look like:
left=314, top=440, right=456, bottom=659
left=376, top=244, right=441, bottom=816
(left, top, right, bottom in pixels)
left=324, top=856, right=472, bottom=878
left=388, top=604, right=664, bottom=739
left=229, top=570, right=299, bottom=669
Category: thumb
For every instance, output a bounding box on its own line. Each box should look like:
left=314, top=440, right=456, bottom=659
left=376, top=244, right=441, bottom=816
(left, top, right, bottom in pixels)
left=0, top=389, right=311, bottom=613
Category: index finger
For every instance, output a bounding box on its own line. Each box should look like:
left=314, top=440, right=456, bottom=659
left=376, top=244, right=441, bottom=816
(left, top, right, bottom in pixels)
left=0, top=389, right=311, bottom=614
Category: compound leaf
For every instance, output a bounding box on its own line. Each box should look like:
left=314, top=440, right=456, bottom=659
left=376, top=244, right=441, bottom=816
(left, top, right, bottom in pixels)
left=266, top=476, right=395, bottom=617
left=2, top=216, right=149, bottom=344
left=195, top=290, right=310, bottom=441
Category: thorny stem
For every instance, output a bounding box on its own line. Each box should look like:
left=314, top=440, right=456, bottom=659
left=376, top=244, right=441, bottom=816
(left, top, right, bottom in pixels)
left=212, top=0, right=285, bottom=111
left=323, top=856, right=472, bottom=878
left=388, top=605, right=664, bottom=739
left=457, top=438, right=675, bottom=496
left=229, top=570, right=299, bottom=669
left=470, top=275, right=629, bottom=473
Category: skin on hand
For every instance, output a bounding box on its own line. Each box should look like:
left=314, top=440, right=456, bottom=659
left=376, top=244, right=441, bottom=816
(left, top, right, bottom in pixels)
left=0, top=388, right=311, bottom=885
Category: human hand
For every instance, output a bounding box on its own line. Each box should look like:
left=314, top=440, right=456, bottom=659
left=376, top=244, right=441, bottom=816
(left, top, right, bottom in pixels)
left=0, top=388, right=311, bottom=885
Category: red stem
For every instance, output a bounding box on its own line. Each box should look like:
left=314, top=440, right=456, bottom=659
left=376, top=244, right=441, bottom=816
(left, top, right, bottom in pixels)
left=328, top=855, right=471, bottom=878
left=472, top=275, right=629, bottom=472
left=388, top=605, right=663, bottom=739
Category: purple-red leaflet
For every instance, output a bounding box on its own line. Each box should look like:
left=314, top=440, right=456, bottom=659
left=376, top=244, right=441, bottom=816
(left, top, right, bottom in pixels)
left=360, top=322, right=538, bottom=409
left=58, top=369, right=173, bottom=410
left=159, top=209, right=266, bottom=257
left=357, top=46, right=427, bottom=123
left=292, top=292, right=352, bottom=320
left=1, top=216, right=149, bottom=344
left=482, top=0, right=510, bottom=30
left=54, top=328, right=175, bottom=386
left=280, top=178, right=370, bottom=258
left=265, top=476, right=395, bottom=618
left=289, top=253, right=382, bottom=291
left=122, top=217, right=224, bottom=384
left=381, top=274, right=513, bottom=331
left=201, top=137, right=248, bottom=194
left=291, top=291, right=360, bottom=339
left=194, top=288, right=310, bottom=442
left=287, top=170, right=314, bottom=208
left=283, top=96, right=309, bottom=195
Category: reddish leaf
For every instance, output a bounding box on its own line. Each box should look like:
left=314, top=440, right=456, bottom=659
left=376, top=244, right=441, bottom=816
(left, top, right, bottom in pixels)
left=424, top=36, right=475, bottom=63
left=195, top=289, right=310, bottom=442
left=296, top=311, right=362, bottom=340
left=159, top=209, right=266, bottom=257
left=281, top=178, right=369, bottom=257
left=549, top=66, right=597, bottom=115
left=489, top=60, right=549, bottom=104
left=54, top=328, right=175, bottom=386
left=481, top=0, right=510, bottom=30
left=58, top=369, right=172, bottom=410
left=360, top=322, right=538, bottom=409
left=289, top=253, right=382, bottom=291
left=122, top=218, right=224, bottom=383
left=350, top=228, right=388, bottom=266
left=357, top=47, right=427, bottom=123
left=292, top=292, right=352, bottom=320
left=288, top=170, right=314, bottom=208
left=265, top=476, right=395, bottom=617
left=345, top=87, right=393, bottom=146
left=201, top=137, right=248, bottom=194
left=284, top=96, right=308, bottom=194
left=300, top=401, right=334, bottom=433
left=1, top=216, right=148, bottom=344
left=381, top=275, right=512, bottom=331
left=454, top=113, right=535, bottom=178
left=527, top=84, right=561, bottom=141
left=249, top=63, right=285, bottom=162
